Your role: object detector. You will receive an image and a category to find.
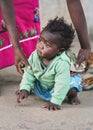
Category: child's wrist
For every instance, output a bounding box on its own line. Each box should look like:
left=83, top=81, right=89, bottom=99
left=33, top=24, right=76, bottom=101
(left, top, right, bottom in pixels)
left=20, top=89, right=29, bottom=95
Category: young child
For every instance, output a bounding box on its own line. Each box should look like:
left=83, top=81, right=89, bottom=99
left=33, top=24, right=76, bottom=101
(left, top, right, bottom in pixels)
left=17, top=17, right=82, bottom=110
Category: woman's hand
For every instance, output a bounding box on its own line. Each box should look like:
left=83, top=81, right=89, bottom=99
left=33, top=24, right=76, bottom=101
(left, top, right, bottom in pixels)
left=14, top=45, right=30, bottom=74
left=77, top=48, right=91, bottom=67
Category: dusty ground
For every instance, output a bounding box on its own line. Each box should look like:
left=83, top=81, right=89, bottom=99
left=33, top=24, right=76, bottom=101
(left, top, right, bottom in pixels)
left=0, top=43, right=93, bottom=130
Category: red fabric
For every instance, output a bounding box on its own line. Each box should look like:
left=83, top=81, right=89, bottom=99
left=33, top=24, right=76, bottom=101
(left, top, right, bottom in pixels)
left=0, top=0, right=40, bottom=69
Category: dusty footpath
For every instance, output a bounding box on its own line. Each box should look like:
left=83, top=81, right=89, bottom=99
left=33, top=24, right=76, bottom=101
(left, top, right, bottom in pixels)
left=0, top=43, right=93, bottom=130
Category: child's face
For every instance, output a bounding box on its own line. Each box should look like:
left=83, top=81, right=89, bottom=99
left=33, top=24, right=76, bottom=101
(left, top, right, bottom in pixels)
left=36, top=31, right=61, bottom=59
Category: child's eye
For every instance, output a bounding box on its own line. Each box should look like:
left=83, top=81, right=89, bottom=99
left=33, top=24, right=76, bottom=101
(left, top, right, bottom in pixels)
left=45, top=42, right=50, bottom=47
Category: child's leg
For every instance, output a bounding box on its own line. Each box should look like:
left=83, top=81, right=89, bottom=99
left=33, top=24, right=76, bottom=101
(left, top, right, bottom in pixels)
left=68, top=74, right=82, bottom=105
left=33, top=81, right=53, bottom=101
left=67, top=88, right=80, bottom=105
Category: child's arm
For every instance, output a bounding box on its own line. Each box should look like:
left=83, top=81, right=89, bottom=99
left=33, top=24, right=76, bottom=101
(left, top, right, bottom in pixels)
left=16, top=54, right=36, bottom=103
left=43, top=60, right=70, bottom=111
left=19, top=54, right=36, bottom=93
left=50, top=61, right=70, bottom=107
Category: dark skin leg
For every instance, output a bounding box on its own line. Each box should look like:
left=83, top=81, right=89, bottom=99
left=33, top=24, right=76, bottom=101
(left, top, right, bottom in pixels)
left=67, top=88, right=80, bottom=105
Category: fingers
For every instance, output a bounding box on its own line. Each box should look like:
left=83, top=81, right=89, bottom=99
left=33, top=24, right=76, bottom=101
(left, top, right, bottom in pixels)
left=15, top=58, right=24, bottom=75
left=17, top=96, right=22, bottom=103
left=16, top=90, right=28, bottom=103
left=77, top=49, right=90, bottom=67
left=77, top=56, right=86, bottom=67
left=15, top=60, right=31, bottom=75
left=14, top=47, right=31, bottom=74
left=44, top=103, right=61, bottom=111
left=15, top=90, right=20, bottom=95
left=24, top=60, right=31, bottom=70
left=77, top=50, right=85, bottom=65
left=17, top=94, right=27, bottom=103
left=77, top=57, right=84, bottom=66
left=16, top=64, right=24, bottom=75
left=17, top=61, right=25, bottom=75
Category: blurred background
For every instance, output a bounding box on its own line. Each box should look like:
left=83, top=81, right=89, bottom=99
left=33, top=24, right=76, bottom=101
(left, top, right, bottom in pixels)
left=39, top=0, right=93, bottom=48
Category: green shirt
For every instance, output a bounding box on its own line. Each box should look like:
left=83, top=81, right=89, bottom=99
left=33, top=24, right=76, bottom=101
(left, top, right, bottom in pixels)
left=20, top=50, right=71, bottom=105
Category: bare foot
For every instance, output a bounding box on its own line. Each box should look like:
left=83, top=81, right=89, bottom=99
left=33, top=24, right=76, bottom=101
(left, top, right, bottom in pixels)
left=68, top=96, right=80, bottom=105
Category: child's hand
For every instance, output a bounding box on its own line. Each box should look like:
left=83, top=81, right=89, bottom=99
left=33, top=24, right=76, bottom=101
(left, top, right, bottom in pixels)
left=44, top=102, right=61, bottom=111
left=17, top=90, right=28, bottom=103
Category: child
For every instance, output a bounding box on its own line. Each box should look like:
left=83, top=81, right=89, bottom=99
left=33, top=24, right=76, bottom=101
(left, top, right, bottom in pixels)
left=17, top=17, right=82, bottom=110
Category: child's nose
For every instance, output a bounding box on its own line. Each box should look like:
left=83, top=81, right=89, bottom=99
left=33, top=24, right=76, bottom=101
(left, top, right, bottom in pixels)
left=39, top=41, right=44, bottom=49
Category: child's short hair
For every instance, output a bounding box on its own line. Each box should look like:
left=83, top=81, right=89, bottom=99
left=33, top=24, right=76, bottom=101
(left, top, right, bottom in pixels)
left=42, top=17, right=75, bottom=50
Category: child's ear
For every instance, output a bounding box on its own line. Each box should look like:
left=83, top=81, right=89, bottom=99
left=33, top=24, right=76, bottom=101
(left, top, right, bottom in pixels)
left=57, top=48, right=65, bottom=55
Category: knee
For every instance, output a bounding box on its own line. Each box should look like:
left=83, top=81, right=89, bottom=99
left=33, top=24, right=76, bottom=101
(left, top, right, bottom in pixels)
left=67, top=88, right=77, bottom=98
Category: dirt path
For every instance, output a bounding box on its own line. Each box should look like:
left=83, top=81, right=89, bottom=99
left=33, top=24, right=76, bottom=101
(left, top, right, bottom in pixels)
left=0, top=65, right=93, bottom=130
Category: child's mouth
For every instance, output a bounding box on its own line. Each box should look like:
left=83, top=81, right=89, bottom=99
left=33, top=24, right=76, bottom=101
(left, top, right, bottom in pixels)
left=37, top=49, right=42, bottom=56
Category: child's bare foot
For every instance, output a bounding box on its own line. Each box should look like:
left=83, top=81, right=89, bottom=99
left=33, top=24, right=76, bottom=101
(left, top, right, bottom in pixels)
left=68, top=96, right=80, bottom=105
